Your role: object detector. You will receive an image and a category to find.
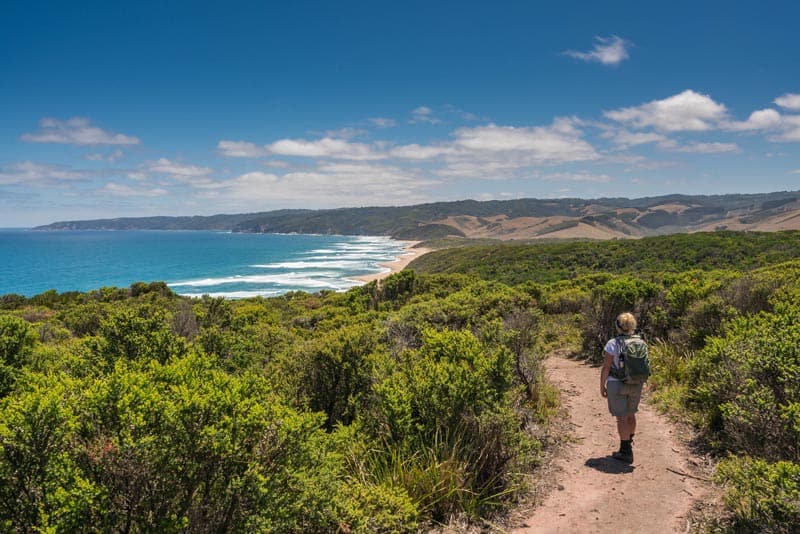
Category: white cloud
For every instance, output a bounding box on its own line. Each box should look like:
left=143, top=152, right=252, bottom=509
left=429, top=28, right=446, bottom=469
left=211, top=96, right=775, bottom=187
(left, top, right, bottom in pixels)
left=410, top=106, right=440, bottom=124
left=770, top=115, right=800, bottom=142
left=436, top=160, right=532, bottom=179
left=724, top=108, right=782, bottom=131
left=100, top=183, right=167, bottom=197
left=0, top=161, right=91, bottom=185
left=202, top=163, right=433, bottom=208
left=263, top=160, right=291, bottom=168
left=607, top=129, right=669, bottom=148
left=219, top=137, right=381, bottom=160
left=390, top=143, right=455, bottom=160
left=564, top=35, right=632, bottom=66
left=774, top=93, right=800, bottom=111
left=669, top=142, right=740, bottom=154
left=267, top=137, right=382, bottom=160
left=217, top=140, right=270, bottom=158
left=451, top=122, right=598, bottom=164
left=605, top=90, right=728, bottom=132
left=368, top=117, right=397, bottom=128
left=322, top=127, right=366, bottom=139
left=221, top=171, right=280, bottom=195
left=85, top=149, right=125, bottom=162
left=21, top=117, right=140, bottom=146
left=541, top=172, right=613, bottom=182
left=141, top=158, right=214, bottom=184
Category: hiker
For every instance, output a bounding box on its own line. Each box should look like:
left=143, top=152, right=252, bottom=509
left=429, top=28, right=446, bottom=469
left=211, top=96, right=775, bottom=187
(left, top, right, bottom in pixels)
left=600, top=312, right=649, bottom=463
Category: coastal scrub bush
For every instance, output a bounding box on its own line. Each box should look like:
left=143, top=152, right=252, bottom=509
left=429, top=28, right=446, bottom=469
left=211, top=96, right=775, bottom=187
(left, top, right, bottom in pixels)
left=299, top=323, right=383, bottom=430
left=0, top=376, right=92, bottom=533
left=386, top=281, right=533, bottom=352
left=367, top=329, right=534, bottom=521
left=97, top=305, right=186, bottom=364
left=0, top=314, right=36, bottom=395
left=716, top=456, right=800, bottom=533
left=58, top=301, right=109, bottom=337
left=0, top=314, right=35, bottom=369
left=687, top=302, right=800, bottom=461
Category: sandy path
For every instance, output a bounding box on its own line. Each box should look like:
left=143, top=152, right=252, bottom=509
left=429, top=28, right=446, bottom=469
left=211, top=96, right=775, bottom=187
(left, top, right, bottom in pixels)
left=514, top=353, right=711, bottom=534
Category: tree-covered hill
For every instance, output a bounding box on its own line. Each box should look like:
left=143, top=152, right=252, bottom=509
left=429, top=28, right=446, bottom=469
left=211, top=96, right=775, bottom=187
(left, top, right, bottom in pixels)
left=35, top=190, right=800, bottom=240
left=407, top=230, right=800, bottom=284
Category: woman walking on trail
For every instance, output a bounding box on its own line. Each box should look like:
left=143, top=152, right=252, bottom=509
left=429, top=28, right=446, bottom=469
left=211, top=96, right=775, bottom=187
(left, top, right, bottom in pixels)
left=600, top=312, right=648, bottom=463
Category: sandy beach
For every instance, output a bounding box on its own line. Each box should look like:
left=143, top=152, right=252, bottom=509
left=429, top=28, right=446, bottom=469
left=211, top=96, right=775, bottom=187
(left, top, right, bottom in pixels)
left=353, top=241, right=431, bottom=283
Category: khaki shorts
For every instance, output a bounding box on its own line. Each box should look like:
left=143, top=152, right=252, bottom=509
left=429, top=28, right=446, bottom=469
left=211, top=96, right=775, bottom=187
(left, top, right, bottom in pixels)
left=606, top=380, right=643, bottom=417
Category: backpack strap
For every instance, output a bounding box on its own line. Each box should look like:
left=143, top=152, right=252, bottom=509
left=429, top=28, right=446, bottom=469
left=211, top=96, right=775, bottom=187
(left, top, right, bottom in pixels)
left=609, top=334, right=628, bottom=380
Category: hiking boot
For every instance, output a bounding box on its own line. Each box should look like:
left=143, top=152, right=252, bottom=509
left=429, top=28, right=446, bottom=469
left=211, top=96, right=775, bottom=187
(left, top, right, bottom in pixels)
left=612, top=439, right=633, bottom=463
left=612, top=449, right=633, bottom=463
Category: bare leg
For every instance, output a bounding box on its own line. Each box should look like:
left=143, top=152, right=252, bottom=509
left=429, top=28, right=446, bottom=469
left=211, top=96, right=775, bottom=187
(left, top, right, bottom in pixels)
left=616, top=414, right=636, bottom=440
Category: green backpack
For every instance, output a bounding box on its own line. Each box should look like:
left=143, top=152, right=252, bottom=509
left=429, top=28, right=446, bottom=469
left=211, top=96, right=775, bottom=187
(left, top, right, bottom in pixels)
left=611, top=334, right=650, bottom=385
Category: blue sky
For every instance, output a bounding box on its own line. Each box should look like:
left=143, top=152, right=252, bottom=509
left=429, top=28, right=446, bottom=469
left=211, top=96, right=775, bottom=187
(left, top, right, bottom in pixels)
left=1, top=0, right=799, bottom=226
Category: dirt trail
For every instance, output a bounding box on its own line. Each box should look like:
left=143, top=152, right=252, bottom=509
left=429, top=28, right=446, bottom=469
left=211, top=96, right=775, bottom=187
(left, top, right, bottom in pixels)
left=514, top=353, right=712, bottom=534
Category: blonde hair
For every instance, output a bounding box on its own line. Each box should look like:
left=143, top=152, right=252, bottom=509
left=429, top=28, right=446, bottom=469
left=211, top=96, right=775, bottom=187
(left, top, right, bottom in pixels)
left=615, top=312, right=637, bottom=334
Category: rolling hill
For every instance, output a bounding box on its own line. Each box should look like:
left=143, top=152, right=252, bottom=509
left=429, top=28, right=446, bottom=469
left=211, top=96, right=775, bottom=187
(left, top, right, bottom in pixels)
left=35, top=190, right=800, bottom=240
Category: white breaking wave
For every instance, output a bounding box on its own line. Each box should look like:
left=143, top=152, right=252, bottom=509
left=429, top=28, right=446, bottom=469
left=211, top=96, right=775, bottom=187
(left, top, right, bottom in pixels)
left=177, top=289, right=285, bottom=299
left=251, top=260, right=380, bottom=270
left=170, top=271, right=353, bottom=289
left=166, top=235, right=408, bottom=299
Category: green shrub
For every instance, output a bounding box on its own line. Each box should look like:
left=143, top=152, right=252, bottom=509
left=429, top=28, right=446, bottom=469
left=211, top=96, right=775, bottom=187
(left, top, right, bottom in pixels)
left=687, top=303, right=800, bottom=461
left=0, top=315, right=36, bottom=396
left=98, top=305, right=186, bottom=364
left=716, top=457, right=800, bottom=533
left=299, top=323, right=383, bottom=430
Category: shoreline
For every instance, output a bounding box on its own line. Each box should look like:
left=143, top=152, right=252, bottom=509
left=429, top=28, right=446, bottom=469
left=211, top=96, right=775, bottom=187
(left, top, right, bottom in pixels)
left=352, top=241, right=432, bottom=283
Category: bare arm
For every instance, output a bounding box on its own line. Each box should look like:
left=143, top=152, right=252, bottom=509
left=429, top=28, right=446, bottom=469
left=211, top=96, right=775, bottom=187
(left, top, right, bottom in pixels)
left=600, top=351, right=614, bottom=397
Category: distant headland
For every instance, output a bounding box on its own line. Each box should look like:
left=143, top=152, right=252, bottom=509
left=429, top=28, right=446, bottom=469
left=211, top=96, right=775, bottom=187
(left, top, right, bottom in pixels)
left=35, top=191, right=800, bottom=241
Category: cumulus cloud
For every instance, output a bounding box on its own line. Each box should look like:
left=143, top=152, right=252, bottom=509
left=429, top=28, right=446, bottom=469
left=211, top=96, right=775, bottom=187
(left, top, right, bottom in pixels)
left=770, top=115, right=800, bottom=142
left=774, top=93, right=800, bottom=111
left=22, top=117, right=140, bottom=146
left=218, top=114, right=599, bottom=179
left=669, top=142, right=740, bottom=154
left=267, top=137, right=382, bottom=160
left=724, top=108, right=782, bottom=131
left=322, top=127, right=366, bottom=139
left=85, top=149, right=125, bottom=162
left=410, top=106, right=440, bottom=124
left=99, top=183, right=167, bottom=197
left=201, top=163, right=433, bottom=208
left=390, top=143, right=455, bottom=160
left=263, top=160, right=291, bottom=168
left=217, top=140, right=270, bottom=158
left=0, top=161, right=91, bottom=185
left=605, top=129, right=669, bottom=148
left=436, top=160, right=533, bottom=179
left=564, top=35, right=632, bottom=66
left=541, top=172, right=613, bottom=182
left=605, top=90, right=728, bottom=132
left=368, top=117, right=397, bottom=128
left=218, top=137, right=383, bottom=160
left=218, top=171, right=280, bottom=196
left=141, top=158, right=214, bottom=184
left=450, top=121, right=598, bottom=164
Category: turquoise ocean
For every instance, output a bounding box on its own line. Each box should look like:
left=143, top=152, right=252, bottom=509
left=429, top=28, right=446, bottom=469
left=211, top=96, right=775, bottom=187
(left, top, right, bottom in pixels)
left=0, top=229, right=410, bottom=298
